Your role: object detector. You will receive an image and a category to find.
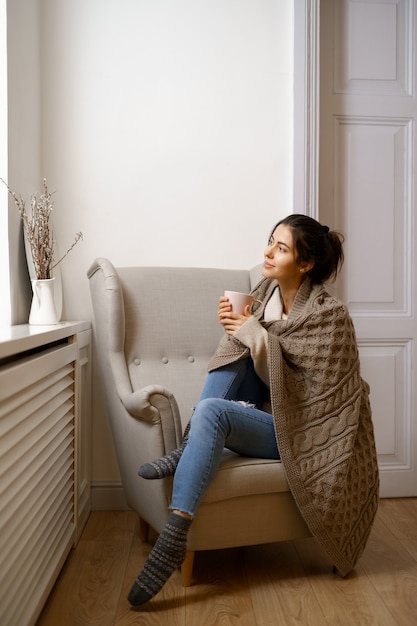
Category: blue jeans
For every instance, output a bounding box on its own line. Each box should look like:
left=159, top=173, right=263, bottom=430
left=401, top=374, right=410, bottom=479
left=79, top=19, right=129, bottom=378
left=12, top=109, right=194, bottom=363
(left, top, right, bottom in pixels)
left=198, top=358, right=264, bottom=407
left=170, top=360, right=280, bottom=517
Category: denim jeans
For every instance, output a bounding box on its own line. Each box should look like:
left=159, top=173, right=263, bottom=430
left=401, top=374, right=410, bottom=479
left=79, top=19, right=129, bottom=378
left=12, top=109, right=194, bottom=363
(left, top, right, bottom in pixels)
left=198, top=358, right=264, bottom=407
left=170, top=360, right=280, bottom=517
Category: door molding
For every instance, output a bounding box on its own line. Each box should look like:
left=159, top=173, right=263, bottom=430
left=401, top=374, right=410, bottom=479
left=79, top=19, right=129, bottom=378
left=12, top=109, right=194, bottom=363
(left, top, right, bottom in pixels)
left=293, top=0, right=320, bottom=219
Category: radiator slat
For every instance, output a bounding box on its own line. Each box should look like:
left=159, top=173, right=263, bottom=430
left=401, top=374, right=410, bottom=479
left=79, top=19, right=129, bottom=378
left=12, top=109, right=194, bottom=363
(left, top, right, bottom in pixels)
left=1, top=400, right=74, bottom=485
left=0, top=342, right=77, bottom=626
left=3, top=503, right=74, bottom=625
left=0, top=343, right=76, bottom=398
left=12, top=517, right=74, bottom=626
left=1, top=472, right=74, bottom=603
left=1, top=427, right=73, bottom=526
left=0, top=377, right=74, bottom=444
left=1, top=365, right=73, bottom=412
left=0, top=448, right=74, bottom=560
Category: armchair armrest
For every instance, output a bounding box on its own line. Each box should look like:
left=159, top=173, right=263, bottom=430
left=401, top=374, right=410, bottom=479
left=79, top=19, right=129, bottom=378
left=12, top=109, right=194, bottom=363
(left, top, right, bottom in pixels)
left=120, top=383, right=184, bottom=453
left=121, top=383, right=180, bottom=422
left=110, top=349, right=181, bottom=424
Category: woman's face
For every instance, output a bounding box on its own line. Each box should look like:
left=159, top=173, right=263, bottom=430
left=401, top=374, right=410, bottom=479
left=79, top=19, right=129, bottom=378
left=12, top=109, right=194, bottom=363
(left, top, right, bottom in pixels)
left=262, top=224, right=306, bottom=289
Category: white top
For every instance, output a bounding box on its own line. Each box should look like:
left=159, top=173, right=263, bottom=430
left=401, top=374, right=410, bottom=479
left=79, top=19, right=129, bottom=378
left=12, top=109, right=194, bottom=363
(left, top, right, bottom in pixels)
left=263, top=286, right=288, bottom=321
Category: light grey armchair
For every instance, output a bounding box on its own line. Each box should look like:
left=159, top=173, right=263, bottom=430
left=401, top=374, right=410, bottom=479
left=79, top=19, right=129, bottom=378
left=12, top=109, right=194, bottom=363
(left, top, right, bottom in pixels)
left=87, top=258, right=310, bottom=585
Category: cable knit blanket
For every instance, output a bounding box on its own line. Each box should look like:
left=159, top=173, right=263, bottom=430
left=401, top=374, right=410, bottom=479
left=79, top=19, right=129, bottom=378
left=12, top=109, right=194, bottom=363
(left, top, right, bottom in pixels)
left=208, top=278, right=379, bottom=576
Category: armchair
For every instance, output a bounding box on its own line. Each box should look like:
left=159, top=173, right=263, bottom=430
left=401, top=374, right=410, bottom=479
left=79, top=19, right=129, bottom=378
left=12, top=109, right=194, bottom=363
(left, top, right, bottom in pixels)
left=87, top=258, right=311, bottom=585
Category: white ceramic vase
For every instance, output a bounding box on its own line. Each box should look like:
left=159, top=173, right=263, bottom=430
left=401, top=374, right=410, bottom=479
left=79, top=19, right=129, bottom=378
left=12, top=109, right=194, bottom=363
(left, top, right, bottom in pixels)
left=29, top=278, right=60, bottom=325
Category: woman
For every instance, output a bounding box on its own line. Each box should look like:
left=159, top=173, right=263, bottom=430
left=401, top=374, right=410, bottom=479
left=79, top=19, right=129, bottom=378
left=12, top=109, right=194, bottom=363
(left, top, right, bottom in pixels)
left=128, top=214, right=379, bottom=606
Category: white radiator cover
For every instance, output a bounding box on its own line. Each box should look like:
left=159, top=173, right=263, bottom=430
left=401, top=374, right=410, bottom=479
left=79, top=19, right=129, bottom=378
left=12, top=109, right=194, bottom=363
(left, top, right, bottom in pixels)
left=0, top=341, right=78, bottom=626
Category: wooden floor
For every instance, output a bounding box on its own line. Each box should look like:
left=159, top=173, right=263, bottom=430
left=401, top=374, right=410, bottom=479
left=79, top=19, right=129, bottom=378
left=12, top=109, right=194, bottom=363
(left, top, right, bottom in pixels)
left=37, top=498, right=417, bottom=626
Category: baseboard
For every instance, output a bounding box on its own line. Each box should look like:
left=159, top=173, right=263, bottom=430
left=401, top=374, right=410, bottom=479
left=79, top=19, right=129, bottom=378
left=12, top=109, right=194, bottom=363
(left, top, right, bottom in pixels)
left=91, top=481, right=131, bottom=511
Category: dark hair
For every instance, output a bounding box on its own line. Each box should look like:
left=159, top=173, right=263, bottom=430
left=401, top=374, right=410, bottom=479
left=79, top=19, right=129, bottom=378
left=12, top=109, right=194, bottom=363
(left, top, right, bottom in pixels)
left=274, top=214, right=344, bottom=285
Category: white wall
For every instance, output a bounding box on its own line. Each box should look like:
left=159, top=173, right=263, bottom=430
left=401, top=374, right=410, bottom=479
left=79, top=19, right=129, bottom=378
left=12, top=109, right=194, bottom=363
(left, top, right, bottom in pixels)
left=38, top=0, right=293, bottom=497
left=4, top=0, right=42, bottom=324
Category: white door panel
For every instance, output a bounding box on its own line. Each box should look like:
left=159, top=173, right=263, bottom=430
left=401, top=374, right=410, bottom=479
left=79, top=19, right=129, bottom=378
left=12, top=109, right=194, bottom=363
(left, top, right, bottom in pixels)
left=319, top=0, right=416, bottom=496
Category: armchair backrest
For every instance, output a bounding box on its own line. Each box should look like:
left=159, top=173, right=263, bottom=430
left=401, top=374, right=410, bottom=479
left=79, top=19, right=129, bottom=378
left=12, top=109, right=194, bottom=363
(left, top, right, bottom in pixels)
left=88, top=258, right=262, bottom=428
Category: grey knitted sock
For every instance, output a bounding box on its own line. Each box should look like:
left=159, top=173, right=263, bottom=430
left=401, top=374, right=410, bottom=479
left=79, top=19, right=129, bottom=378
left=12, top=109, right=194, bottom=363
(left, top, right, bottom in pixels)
left=138, top=424, right=190, bottom=479
left=128, top=512, right=192, bottom=606
left=138, top=440, right=187, bottom=479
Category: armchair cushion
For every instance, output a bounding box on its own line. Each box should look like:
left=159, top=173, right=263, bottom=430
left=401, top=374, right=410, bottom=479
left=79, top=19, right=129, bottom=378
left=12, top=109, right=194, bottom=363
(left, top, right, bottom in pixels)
left=202, top=453, right=290, bottom=502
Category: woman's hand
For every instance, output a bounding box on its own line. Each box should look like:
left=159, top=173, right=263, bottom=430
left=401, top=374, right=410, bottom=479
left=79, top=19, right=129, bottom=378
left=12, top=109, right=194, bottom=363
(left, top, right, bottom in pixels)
left=218, top=296, right=251, bottom=336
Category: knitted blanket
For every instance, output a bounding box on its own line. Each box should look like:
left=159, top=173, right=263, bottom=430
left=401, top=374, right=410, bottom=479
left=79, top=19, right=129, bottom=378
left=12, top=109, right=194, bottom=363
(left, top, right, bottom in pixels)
left=209, top=278, right=379, bottom=576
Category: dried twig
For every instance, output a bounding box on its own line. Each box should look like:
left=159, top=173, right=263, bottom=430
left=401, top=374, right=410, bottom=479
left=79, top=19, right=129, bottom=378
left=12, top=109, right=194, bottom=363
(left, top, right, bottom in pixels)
left=51, top=232, right=83, bottom=271
left=1, top=177, right=83, bottom=280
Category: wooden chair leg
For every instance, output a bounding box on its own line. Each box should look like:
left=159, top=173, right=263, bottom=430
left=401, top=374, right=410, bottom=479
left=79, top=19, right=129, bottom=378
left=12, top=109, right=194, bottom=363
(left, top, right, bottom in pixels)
left=139, top=517, right=150, bottom=542
left=181, top=550, right=195, bottom=587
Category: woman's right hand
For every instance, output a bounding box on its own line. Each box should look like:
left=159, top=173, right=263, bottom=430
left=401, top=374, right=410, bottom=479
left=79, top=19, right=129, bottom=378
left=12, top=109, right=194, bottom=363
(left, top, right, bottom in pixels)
left=218, top=296, right=251, bottom=335
left=218, top=295, right=232, bottom=316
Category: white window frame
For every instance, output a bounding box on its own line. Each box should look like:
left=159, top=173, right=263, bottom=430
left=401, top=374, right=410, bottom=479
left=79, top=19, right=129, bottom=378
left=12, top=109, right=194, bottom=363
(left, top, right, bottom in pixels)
left=0, top=0, right=10, bottom=326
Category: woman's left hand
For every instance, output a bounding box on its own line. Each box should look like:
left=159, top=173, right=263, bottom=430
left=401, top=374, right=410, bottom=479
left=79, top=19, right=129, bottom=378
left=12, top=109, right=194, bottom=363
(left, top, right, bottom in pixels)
left=218, top=296, right=251, bottom=336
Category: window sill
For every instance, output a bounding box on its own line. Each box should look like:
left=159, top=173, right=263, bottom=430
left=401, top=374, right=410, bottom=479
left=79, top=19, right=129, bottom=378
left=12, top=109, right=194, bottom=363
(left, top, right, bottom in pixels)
left=0, top=321, right=91, bottom=360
